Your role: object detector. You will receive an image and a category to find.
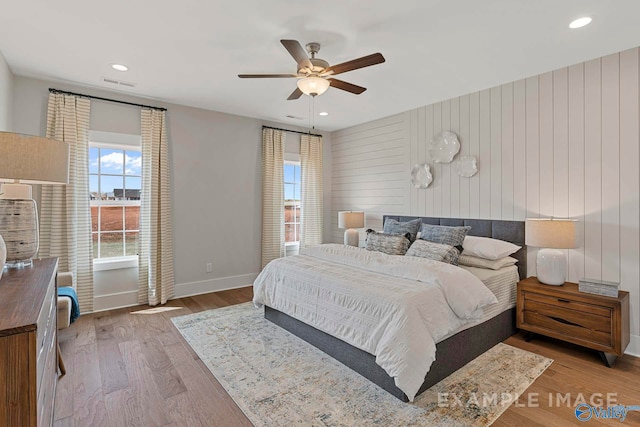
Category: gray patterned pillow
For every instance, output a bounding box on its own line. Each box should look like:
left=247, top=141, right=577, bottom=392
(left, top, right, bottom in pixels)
left=419, top=224, right=471, bottom=251
left=458, top=254, right=518, bottom=270
left=365, top=229, right=411, bottom=255
left=383, top=218, right=422, bottom=242
left=406, top=240, right=460, bottom=265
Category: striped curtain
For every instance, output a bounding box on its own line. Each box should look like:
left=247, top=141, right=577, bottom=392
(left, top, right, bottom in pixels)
left=39, top=93, right=94, bottom=312
left=300, top=134, right=323, bottom=247
left=261, top=128, right=285, bottom=268
left=138, top=109, right=174, bottom=305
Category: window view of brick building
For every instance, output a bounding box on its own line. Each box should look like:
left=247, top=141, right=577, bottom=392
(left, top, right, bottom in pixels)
left=89, top=145, right=142, bottom=259
left=284, top=163, right=301, bottom=243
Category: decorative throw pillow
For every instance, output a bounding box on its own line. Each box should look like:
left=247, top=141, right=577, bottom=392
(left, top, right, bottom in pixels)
left=461, top=236, right=521, bottom=260
left=419, top=224, right=471, bottom=252
left=383, top=218, right=422, bottom=242
left=458, top=254, right=518, bottom=270
left=406, top=240, right=460, bottom=265
left=365, top=229, right=411, bottom=255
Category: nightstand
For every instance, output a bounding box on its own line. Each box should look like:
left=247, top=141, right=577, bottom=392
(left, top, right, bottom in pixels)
left=516, top=277, right=630, bottom=367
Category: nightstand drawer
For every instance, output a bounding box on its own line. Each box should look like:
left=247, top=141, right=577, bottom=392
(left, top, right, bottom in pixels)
left=522, top=302, right=612, bottom=347
left=523, top=291, right=611, bottom=318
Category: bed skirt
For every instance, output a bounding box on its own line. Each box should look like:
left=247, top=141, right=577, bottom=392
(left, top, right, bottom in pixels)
left=265, top=305, right=517, bottom=401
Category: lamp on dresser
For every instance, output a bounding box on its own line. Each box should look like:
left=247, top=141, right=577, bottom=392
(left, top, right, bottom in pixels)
left=338, top=211, right=365, bottom=247
left=0, top=131, right=69, bottom=267
left=525, top=218, right=577, bottom=285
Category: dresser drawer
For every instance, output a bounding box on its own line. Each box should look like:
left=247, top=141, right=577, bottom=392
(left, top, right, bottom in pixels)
left=36, top=278, right=57, bottom=393
left=37, top=334, right=57, bottom=427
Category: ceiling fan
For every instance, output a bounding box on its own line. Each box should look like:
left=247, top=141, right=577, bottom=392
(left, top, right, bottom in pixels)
left=238, top=39, right=385, bottom=100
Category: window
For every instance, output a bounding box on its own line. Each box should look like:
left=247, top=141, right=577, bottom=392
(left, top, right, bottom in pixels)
left=284, top=162, right=301, bottom=244
left=89, top=142, right=141, bottom=259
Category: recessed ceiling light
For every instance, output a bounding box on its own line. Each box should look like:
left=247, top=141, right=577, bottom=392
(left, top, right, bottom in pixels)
left=111, top=64, right=129, bottom=72
left=319, top=112, right=329, bottom=116
left=569, top=17, right=592, bottom=29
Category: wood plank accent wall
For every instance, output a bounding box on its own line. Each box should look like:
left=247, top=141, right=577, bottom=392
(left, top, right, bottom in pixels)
left=330, top=47, right=640, bottom=342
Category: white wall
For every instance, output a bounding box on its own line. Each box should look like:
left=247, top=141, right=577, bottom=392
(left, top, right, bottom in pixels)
left=331, top=47, right=640, bottom=355
left=12, top=76, right=332, bottom=309
left=0, top=50, right=13, bottom=130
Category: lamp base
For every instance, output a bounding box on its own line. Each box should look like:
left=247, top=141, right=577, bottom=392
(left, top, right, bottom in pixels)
left=0, top=199, right=38, bottom=268
left=343, top=229, right=360, bottom=247
left=536, top=248, right=566, bottom=285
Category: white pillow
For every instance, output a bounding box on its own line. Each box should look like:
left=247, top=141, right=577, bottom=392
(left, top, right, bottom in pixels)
left=462, top=236, right=521, bottom=260
left=458, top=254, right=517, bottom=270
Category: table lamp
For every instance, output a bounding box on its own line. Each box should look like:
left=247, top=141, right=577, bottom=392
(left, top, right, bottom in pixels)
left=0, top=132, right=69, bottom=267
left=338, top=211, right=364, bottom=247
left=525, top=218, right=577, bottom=285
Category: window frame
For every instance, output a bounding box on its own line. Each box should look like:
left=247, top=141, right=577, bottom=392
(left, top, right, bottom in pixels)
left=88, top=131, right=142, bottom=270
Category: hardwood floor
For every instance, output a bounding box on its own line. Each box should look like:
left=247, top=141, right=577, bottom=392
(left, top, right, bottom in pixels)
left=55, top=287, right=640, bottom=426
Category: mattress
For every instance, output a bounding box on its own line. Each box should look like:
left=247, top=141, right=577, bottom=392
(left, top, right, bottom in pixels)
left=438, top=264, right=519, bottom=342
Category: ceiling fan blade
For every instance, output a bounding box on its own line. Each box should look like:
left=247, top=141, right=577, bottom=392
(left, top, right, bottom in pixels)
left=280, top=39, right=313, bottom=69
left=325, top=53, right=385, bottom=75
left=287, top=87, right=303, bottom=100
left=328, top=78, right=367, bottom=94
left=238, top=73, right=298, bottom=78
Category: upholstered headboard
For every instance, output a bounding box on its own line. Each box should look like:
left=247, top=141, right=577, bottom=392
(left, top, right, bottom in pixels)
left=383, top=215, right=527, bottom=280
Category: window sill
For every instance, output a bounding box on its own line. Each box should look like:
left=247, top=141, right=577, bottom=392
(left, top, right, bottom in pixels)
left=285, top=242, right=300, bottom=247
left=93, top=256, right=138, bottom=272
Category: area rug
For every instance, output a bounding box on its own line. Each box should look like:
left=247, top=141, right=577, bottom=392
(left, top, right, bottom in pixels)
left=172, top=303, right=552, bottom=426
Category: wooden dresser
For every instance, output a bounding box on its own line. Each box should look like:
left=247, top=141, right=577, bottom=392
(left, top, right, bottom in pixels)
left=517, top=276, right=630, bottom=367
left=0, top=258, right=59, bottom=426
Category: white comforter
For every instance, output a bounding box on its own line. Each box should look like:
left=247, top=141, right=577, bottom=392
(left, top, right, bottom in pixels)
left=252, top=244, right=498, bottom=401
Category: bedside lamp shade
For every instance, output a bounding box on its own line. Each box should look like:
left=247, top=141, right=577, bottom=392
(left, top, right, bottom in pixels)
left=0, top=132, right=69, bottom=185
left=0, top=132, right=70, bottom=267
left=526, top=218, right=577, bottom=285
left=338, top=211, right=364, bottom=247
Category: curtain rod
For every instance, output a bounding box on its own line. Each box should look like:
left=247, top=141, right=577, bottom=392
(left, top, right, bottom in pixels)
left=49, top=88, right=167, bottom=112
left=262, top=125, right=322, bottom=138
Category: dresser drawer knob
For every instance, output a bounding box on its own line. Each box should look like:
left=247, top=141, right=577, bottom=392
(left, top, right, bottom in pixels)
left=557, top=298, right=571, bottom=303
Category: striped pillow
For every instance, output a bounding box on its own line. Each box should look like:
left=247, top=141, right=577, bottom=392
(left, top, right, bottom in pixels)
left=365, top=229, right=411, bottom=255
left=419, top=224, right=471, bottom=251
left=406, top=240, right=460, bottom=265
left=383, top=218, right=422, bottom=242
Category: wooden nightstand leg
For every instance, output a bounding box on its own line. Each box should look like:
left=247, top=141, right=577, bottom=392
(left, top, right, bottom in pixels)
left=598, top=351, right=617, bottom=368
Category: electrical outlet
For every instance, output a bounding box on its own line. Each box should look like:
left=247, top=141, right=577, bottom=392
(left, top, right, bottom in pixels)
left=206, top=262, right=213, bottom=273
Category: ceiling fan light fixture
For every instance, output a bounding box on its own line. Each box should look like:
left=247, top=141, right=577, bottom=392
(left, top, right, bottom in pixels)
left=297, top=76, right=330, bottom=96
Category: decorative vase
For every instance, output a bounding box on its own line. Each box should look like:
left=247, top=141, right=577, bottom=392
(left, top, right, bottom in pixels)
left=0, top=234, right=6, bottom=281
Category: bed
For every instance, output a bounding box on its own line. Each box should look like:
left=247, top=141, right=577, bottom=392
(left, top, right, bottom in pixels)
left=254, top=216, right=526, bottom=402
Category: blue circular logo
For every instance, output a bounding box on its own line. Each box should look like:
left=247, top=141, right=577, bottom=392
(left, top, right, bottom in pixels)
left=575, top=404, right=593, bottom=421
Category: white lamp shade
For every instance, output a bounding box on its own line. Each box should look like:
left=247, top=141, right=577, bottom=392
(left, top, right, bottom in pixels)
left=0, top=132, right=70, bottom=185
left=525, top=218, right=577, bottom=249
left=297, top=77, right=330, bottom=96
left=338, top=211, right=365, bottom=229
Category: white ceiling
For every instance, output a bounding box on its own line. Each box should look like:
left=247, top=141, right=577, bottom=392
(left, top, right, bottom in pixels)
left=2, top=1, right=640, bottom=131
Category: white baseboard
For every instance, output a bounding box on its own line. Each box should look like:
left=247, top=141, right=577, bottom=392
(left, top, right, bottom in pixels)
left=625, top=334, right=640, bottom=357
left=174, top=273, right=258, bottom=299
left=93, top=290, right=139, bottom=312
left=86, top=274, right=256, bottom=313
